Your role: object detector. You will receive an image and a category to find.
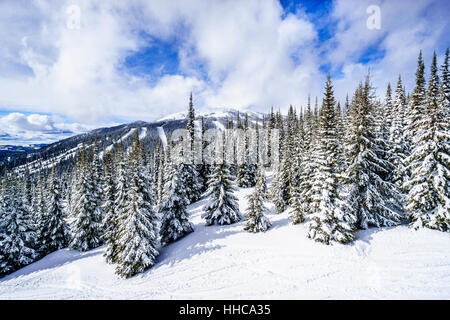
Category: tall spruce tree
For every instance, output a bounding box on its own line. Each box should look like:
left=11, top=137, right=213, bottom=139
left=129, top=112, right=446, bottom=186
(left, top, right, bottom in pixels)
left=159, top=137, right=194, bottom=245
left=291, top=97, right=316, bottom=223
left=91, top=136, right=105, bottom=235
left=183, top=93, right=203, bottom=203
left=341, top=74, right=403, bottom=230
left=389, top=75, right=408, bottom=187
left=159, top=164, right=194, bottom=245
left=0, top=173, right=37, bottom=276
left=114, top=131, right=159, bottom=278
left=405, top=51, right=426, bottom=156
left=237, top=114, right=257, bottom=188
left=270, top=120, right=292, bottom=213
left=156, top=141, right=166, bottom=205
left=39, top=166, right=67, bottom=254
left=203, top=162, right=241, bottom=225
left=244, top=162, right=271, bottom=233
left=68, top=144, right=103, bottom=251
left=307, top=76, right=356, bottom=244
left=101, top=151, right=118, bottom=264
left=404, top=51, right=450, bottom=231
left=439, top=48, right=449, bottom=119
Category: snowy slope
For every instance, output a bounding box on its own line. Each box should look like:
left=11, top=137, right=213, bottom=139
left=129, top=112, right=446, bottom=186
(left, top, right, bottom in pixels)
left=1, top=185, right=449, bottom=299
left=156, top=108, right=264, bottom=123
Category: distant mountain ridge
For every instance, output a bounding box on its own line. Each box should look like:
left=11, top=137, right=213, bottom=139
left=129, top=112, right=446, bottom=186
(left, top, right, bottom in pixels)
left=1, top=108, right=266, bottom=172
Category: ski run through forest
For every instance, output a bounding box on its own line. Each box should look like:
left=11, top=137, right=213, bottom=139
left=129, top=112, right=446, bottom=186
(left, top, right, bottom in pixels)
left=0, top=49, right=449, bottom=285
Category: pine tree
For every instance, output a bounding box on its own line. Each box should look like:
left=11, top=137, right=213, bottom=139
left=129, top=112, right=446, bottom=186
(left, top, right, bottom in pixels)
left=159, top=134, right=193, bottom=245
left=161, top=133, right=174, bottom=198
left=389, top=75, right=408, bottom=187
left=182, top=93, right=203, bottom=203
left=383, top=83, right=393, bottom=139
left=156, top=141, right=165, bottom=205
left=114, top=131, right=159, bottom=278
left=439, top=48, right=449, bottom=119
left=153, top=141, right=161, bottom=195
left=199, top=116, right=211, bottom=190
left=244, top=163, right=271, bottom=233
left=270, top=119, right=292, bottom=213
left=159, top=163, right=194, bottom=245
left=266, top=107, right=276, bottom=167
left=186, top=92, right=195, bottom=156
left=341, top=75, right=403, bottom=229
left=0, top=173, right=38, bottom=276
left=289, top=111, right=304, bottom=194
left=404, top=51, right=450, bottom=231
left=22, top=169, right=33, bottom=215
left=0, top=170, right=9, bottom=274
left=35, top=173, right=46, bottom=254
left=290, top=97, right=315, bottom=223
left=101, top=151, right=118, bottom=264
left=237, top=114, right=256, bottom=188
left=255, top=162, right=267, bottom=199
left=90, top=136, right=105, bottom=236
left=38, top=166, right=67, bottom=254
left=203, top=163, right=241, bottom=225
left=307, top=76, right=356, bottom=244
left=179, top=158, right=202, bottom=204
left=335, top=102, right=345, bottom=142
left=104, top=143, right=129, bottom=263
left=270, top=167, right=286, bottom=214
left=68, top=144, right=102, bottom=251
left=405, top=51, right=427, bottom=155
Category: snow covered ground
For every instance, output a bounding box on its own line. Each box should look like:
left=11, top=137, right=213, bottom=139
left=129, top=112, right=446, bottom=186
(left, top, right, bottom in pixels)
left=1, top=186, right=449, bottom=299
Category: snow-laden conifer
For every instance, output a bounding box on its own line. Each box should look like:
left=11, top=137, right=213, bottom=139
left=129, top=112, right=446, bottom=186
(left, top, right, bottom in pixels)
left=203, top=163, right=241, bottom=225
left=0, top=173, right=38, bottom=276
left=101, top=151, right=118, bottom=263
left=306, top=76, right=356, bottom=244
left=290, top=98, right=315, bottom=223
left=114, top=131, right=159, bottom=278
left=39, top=166, right=67, bottom=254
left=341, top=74, right=403, bottom=229
left=159, top=163, right=194, bottom=245
left=68, top=144, right=103, bottom=251
left=245, top=163, right=271, bottom=232
left=404, top=51, right=450, bottom=231
left=389, top=75, right=408, bottom=187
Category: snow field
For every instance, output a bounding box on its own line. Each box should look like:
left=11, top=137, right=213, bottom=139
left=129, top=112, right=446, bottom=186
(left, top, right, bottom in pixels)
left=0, top=185, right=449, bottom=299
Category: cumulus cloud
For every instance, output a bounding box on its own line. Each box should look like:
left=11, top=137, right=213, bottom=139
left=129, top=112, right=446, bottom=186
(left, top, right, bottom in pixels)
left=0, top=0, right=447, bottom=129
left=0, top=112, right=55, bottom=131
left=139, top=1, right=322, bottom=111
left=326, top=0, right=449, bottom=101
left=0, top=112, right=93, bottom=145
left=0, top=0, right=325, bottom=124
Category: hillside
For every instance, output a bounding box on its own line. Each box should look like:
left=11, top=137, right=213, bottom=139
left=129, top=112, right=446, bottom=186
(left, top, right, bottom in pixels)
left=1, top=181, right=449, bottom=300
left=0, top=108, right=264, bottom=171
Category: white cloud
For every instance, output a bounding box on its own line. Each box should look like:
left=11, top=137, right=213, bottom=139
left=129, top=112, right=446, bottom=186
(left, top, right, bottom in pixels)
left=0, top=112, right=95, bottom=145
left=327, top=0, right=448, bottom=101
left=0, top=0, right=447, bottom=129
left=0, top=0, right=325, bottom=124
left=1, top=112, right=55, bottom=131
left=140, top=0, right=323, bottom=112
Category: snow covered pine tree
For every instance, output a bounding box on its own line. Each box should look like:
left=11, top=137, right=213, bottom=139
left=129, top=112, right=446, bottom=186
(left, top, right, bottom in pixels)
left=38, top=166, right=67, bottom=254
left=114, top=130, right=159, bottom=278
left=203, top=162, right=242, bottom=225
left=404, top=50, right=450, bottom=231
left=159, top=141, right=194, bottom=245
left=245, top=163, right=271, bottom=232
left=307, top=76, right=356, bottom=244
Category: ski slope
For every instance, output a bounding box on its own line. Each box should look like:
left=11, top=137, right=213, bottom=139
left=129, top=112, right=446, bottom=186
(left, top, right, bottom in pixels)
left=1, top=187, right=449, bottom=299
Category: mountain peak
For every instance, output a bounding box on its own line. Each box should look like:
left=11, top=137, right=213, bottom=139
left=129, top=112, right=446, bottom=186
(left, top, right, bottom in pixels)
left=156, top=107, right=265, bottom=122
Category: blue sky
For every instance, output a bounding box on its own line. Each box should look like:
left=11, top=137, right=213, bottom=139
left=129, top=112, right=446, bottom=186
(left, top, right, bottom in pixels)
left=0, top=0, right=448, bottom=144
